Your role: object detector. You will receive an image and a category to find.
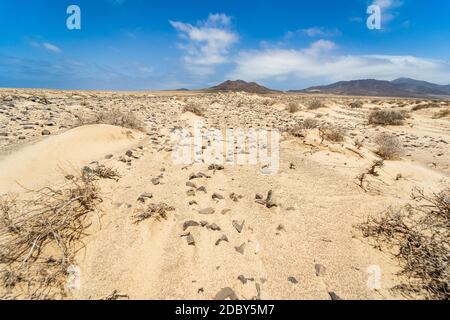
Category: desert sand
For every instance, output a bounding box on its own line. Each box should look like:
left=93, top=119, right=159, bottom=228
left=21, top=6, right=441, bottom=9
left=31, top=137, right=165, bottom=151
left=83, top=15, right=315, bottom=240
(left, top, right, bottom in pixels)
left=0, top=88, right=448, bottom=300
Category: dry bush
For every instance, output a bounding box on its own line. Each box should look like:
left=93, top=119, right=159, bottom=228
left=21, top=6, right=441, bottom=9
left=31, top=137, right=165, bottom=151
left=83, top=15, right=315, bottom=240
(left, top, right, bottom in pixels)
left=78, top=108, right=144, bottom=130
left=308, top=99, right=326, bottom=110
left=357, top=188, right=449, bottom=300
left=287, top=102, right=299, bottom=113
left=368, top=109, right=408, bottom=126
left=133, top=203, right=175, bottom=224
left=349, top=101, right=364, bottom=109
left=411, top=103, right=440, bottom=111
left=82, top=164, right=121, bottom=182
left=288, top=118, right=319, bottom=137
left=374, top=133, right=403, bottom=160
left=433, top=109, right=450, bottom=119
left=0, top=173, right=102, bottom=299
left=319, top=125, right=345, bottom=143
left=183, top=103, right=205, bottom=116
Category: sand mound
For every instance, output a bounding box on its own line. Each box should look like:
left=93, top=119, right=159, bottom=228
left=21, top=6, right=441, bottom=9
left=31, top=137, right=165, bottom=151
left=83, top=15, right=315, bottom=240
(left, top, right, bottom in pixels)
left=0, top=124, right=144, bottom=193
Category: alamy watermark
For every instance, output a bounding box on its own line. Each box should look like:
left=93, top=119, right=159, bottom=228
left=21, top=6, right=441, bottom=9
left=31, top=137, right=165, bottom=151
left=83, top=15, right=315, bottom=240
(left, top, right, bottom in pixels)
left=171, top=121, right=280, bottom=175
left=66, top=5, right=81, bottom=30
left=367, top=4, right=382, bottom=30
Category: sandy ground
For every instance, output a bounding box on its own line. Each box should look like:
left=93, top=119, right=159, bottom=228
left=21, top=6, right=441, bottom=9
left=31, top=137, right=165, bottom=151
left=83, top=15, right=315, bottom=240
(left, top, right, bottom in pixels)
left=0, top=89, right=448, bottom=300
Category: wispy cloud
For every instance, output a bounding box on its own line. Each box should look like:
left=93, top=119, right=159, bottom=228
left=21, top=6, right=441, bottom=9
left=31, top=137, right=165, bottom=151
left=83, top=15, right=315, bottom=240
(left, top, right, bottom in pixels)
left=170, top=13, right=238, bottom=76
left=229, top=39, right=450, bottom=86
left=372, top=0, right=404, bottom=24
left=294, top=27, right=342, bottom=38
left=28, top=40, right=62, bottom=54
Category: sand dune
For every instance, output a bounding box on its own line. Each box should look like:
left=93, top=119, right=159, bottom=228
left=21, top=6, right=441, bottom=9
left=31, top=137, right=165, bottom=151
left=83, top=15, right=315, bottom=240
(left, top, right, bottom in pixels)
left=0, top=124, right=144, bottom=193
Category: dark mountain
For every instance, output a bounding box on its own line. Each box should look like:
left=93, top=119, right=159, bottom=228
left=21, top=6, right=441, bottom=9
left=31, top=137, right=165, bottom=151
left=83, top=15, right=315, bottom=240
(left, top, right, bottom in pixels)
left=208, top=80, right=279, bottom=94
left=391, top=78, right=450, bottom=95
left=296, top=78, right=450, bottom=98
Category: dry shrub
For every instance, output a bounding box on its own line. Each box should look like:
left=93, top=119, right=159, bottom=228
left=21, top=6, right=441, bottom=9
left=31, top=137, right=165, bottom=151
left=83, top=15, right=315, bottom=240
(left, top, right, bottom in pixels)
left=82, top=164, right=121, bottom=182
left=288, top=118, right=319, bottom=137
left=302, top=118, right=319, bottom=129
left=411, top=103, right=440, bottom=111
left=374, top=133, right=403, bottom=160
left=368, top=109, right=408, bottom=126
left=133, top=203, right=175, bottom=224
left=308, top=99, right=326, bottom=110
left=78, top=108, right=144, bottom=130
left=183, top=103, right=205, bottom=116
left=433, top=109, right=450, bottom=119
left=0, top=173, right=102, bottom=299
left=319, top=125, right=345, bottom=143
left=350, top=101, right=364, bottom=109
left=287, top=102, right=299, bottom=113
left=357, top=188, right=449, bottom=300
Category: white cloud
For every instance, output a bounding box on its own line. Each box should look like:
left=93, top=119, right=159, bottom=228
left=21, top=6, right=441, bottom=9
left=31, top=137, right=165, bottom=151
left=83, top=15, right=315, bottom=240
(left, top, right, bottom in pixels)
left=297, top=27, right=341, bottom=37
left=170, top=13, right=238, bottom=75
left=42, top=42, right=62, bottom=54
left=229, top=40, right=450, bottom=85
left=28, top=40, right=62, bottom=54
left=372, top=0, right=404, bottom=24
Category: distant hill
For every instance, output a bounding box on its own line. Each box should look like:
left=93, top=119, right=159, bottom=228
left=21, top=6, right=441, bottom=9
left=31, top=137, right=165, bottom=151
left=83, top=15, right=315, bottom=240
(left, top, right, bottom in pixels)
left=294, top=78, right=450, bottom=98
left=391, top=78, right=450, bottom=95
left=208, top=80, right=279, bottom=94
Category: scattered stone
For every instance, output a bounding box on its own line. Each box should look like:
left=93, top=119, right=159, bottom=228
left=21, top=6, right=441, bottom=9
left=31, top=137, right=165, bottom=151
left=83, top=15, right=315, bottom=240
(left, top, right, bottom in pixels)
left=328, top=292, right=342, bottom=300
left=265, top=190, right=277, bottom=208
left=215, top=235, right=228, bottom=246
left=189, top=200, right=197, bottom=206
left=208, top=164, right=224, bottom=171
left=189, top=173, right=198, bottom=180
left=41, top=129, right=51, bottom=136
left=105, top=154, right=113, bottom=159
left=288, top=277, right=298, bottom=284
left=200, top=221, right=208, bottom=227
left=151, top=177, right=160, bottom=185
left=137, top=193, right=153, bottom=203
left=212, top=192, right=224, bottom=200
left=197, top=186, right=207, bottom=193
left=238, top=275, right=247, bottom=284
left=198, top=207, right=215, bottom=215
left=229, top=193, right=242, bottom=202
left=186, top=189, right=196, bottom=197
left=315, top=264, right=326, bottom=277
left=186, top=234, right=195, bottom=246
left=232, top=220, right=245, bottom=233
left=221, top=209, right=231, bottom=215
left=183, top=220, right=200, bottom=231
left=235, top=243, right=246, bottom=255
left=207, top=223, right=221, bottom=231
left=125, top=150, right=133, bottom=157
left=255, top=193, right=263, bottom=200
left=186, top=181, right=197, bottom=188
left=214, top=287, right=238, bottom=300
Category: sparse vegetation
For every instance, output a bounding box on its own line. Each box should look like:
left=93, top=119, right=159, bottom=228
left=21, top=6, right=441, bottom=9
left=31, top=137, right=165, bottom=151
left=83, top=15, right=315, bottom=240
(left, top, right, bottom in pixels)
left=319, top=125, right=345, bottom=143
left=357, top=188, right=449, bottom=300
left=411, top=103, right=440, bottom=111
left=374, top=133, right=403, bottom=160
left=287, top=102, right=300, bottom=113
left=78, top=108, right=144, bottom=130
left=308, top=99, right=326, bottom=110
left=368, top=109, right=408, bottom=126
left=349, top=101, right=363, bottom=109
left=133, top=203, right=175, bottom=224
left=183, top=103, right=205, bottom=116
left=0, top=172, right=102, bottom=299
left=433, top=109, right=450, bottom=119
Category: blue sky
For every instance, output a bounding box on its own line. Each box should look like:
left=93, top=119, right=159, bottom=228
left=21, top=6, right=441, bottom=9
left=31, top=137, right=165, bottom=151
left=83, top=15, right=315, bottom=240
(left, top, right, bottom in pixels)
left=0, top=0, right=449, bottom=90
